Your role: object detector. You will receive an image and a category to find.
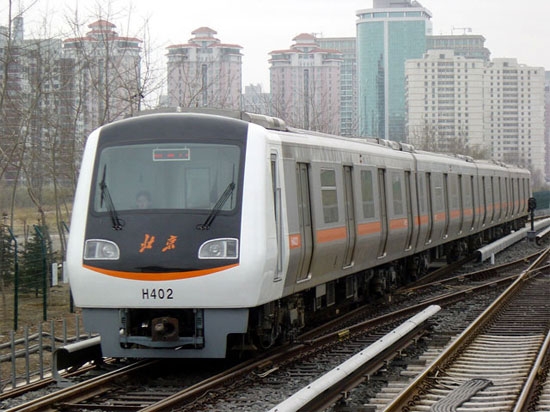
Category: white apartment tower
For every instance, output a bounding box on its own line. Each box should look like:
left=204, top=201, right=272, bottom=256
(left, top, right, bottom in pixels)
left=406, top=50, right=484, bottom=152
left=406, top=51, right=545, bottom=177
left=484, top=58, right=545, bottom=174
left=166, top=27, right=243, bottom=110
left=63, top=20, right=142, bottom=136
left=269, top=33, right=342, bottom=134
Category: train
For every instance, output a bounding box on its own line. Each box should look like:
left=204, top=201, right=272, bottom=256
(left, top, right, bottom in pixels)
left=66, top=110, right=530, bottom=359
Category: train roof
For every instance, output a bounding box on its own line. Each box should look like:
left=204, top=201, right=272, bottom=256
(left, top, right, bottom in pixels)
left=132, top=108, right=529, bottom=173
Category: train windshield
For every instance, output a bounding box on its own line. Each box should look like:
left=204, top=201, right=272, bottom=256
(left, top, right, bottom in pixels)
left=92, top=142, right=241, bottom=212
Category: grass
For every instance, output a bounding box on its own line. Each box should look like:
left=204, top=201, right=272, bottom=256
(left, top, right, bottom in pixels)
left=0, top=283, right=77, bottom=338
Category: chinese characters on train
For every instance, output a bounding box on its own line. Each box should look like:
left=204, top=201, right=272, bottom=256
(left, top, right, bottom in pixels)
left=139, top=234, right=178, bottom=253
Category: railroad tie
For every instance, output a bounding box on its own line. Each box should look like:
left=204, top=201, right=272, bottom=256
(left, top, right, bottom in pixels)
left=430, top=378, right=493, bottom=412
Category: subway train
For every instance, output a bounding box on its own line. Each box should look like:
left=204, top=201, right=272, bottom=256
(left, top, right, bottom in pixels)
left=66, top=110, right=530, bottom=359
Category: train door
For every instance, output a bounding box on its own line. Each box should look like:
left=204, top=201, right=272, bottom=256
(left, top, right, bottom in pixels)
left=271, top=154, right=283, bottom=281
left=404, top=171, right=414, bottom=250
left=296, top=163, right=313, bottom=282
left=506, top=177, right=510, bottom=219
left=489, top=177, right=495, bottom=223
left=343, top=166, right=356, bottom=268
left=443, top=174, right=450, bottom=238
left=425, top=172, right=434, bottom=244
left=481, top=177, right=488, bottom=225
left=470, top=176, right=477, bottom=230
left=377, top=169, right=389, bottom=257
left=512, top=178, right=518, bottom=215
left=495, top=177, right=502, bottom=222
left=458, top=174, right=464, bottom=234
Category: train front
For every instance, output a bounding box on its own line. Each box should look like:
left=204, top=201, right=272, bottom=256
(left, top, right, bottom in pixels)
left=67, top=113, right=274, bottom=358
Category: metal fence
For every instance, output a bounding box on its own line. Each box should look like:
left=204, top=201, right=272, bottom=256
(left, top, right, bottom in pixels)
left=0, top=314, right=86, bottom=391
left=1, top=222, right=72, bottom=330
left=0, top=221, right=81, bottom=391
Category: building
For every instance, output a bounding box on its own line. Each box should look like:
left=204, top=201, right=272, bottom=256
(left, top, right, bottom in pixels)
left=269, top=33, right=342, bottom=134
left=0, top=16, right=66, bottom=182
left=484, top=58, right=545, bottom=176
left=318, top=37, right=357, bottom=137
left=62, top=20, right=142, bottom=136
left=427, top=34, right=490, bottom=61
left=405, top=50, right=485, bottom=153
left=406, top=52, right=546, bottom=178
left=166, top=27, right=243, bottom=110
left=545, top=71, right=550, bottom=182
left=242, top=83, right=271, bottom=115
left=356, top=0, right=432, bottom=141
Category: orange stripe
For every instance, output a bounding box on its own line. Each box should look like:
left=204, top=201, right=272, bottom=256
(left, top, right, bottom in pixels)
left=357, top=221, right=382, bottom=236
left=389, top=218, right=408, bottom=230
left=434, top=212, right=446, bottom=222
left=450, top=210, right=461, bottom=219
left=463, top=208, right=473, bottom=217
left=417, top=215, right=429, bottom=226
left=82, top=263, right=239, bottom=281
left=316, top=227, right=347, bottom=243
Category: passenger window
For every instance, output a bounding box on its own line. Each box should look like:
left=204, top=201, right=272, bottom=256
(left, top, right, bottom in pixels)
left=417, top=174, right=426, bottom=213
left=360, top=170, right=375, bottom=218
left=463, top=176, right=472, bottom=208
left=449, top=175, right=458, bottom=209
left=391, top=172, right=404, bottom=215
left=321, top=169, right=338, bottom=223
left=433, top=174, right=444, bottom=212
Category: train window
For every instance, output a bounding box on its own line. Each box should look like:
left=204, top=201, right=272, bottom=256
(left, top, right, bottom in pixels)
left=360, top=170, right=375, bottom=218
left=93, top=143, right=240, bottom=212
left=495, top=177, right=501, bottom=219
left=463, top=176, right=472, bottom=208
left=449, top=175, right=459, bottom=209
left=391, top=172, right=404, bottom=216
left=320, top=168, right=338, bottom=223
left=433, top=174, right=444, bottom=212
left=417, top=174, right=426, bottom=214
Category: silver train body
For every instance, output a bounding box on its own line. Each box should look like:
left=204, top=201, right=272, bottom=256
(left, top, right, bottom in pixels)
left=67, top=112, right=530, bottom=358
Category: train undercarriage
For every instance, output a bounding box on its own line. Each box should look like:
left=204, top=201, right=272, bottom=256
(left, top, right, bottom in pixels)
left=247, top=217, right=526, bottom=353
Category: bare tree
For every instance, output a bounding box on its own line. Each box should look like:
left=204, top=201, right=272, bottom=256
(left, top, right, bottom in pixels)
left=270, top=70, right=340, bottom=134
left=407, top=120, right=489, bottom=159
left=1, top=1, right=164, bottom=258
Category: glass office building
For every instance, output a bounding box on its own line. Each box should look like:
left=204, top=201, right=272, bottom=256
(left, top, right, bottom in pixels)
left=357, top=1, right=432, bottom=141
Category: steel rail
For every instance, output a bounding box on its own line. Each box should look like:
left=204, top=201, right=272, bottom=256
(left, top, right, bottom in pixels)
left=4, top=360, right=157, bottom=412
left=381, top=246, right=550, bottom=411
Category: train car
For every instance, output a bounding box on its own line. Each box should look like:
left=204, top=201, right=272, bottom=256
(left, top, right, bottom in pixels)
left=66, top=111, right=530, bottom=358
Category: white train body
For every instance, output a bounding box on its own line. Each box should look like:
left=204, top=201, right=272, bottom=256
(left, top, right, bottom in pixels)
left=67, top=112, right=530, bottom=358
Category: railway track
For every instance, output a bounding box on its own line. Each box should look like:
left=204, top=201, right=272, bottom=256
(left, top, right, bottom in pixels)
left=3, top=244, right=546, bottom=411
left=379, top=247, right=550, bottom=411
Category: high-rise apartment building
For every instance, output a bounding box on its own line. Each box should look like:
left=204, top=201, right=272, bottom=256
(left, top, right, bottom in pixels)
left=269, top=33, right=342, bottom=134
left=0, top=16, right=65, bottom=182
left=356, top=0, right=432, bottom=141
left=318, top=37, right=357, bottom=137
left=406, top=52, right=546, bottom=178
left=427, top=34, right=490, bottom=61
left=545, top=71, right=550, bottom=182
left=166, top=27, right=243, bottom=110
left=484, top=58, right=545, bottom=175
left=406, top=50, right=485, bottom=152
left=242, top=84, right=271, bottom=115
left=63, top=20, right=142, bottom=135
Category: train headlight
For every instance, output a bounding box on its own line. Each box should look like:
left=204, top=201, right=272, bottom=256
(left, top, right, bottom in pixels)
left=198, top=238, right=238, bottom=259
left=84, top=239, right=120, bottom=260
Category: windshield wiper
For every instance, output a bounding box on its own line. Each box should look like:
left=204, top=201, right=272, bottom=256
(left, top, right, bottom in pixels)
left=197, top=182, right=235, bottom=230
left=99, top=165, right=124, bottom=230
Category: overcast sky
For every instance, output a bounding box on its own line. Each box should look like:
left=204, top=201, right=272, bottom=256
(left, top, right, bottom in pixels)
left=10, top=0, right=550, bottom=90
